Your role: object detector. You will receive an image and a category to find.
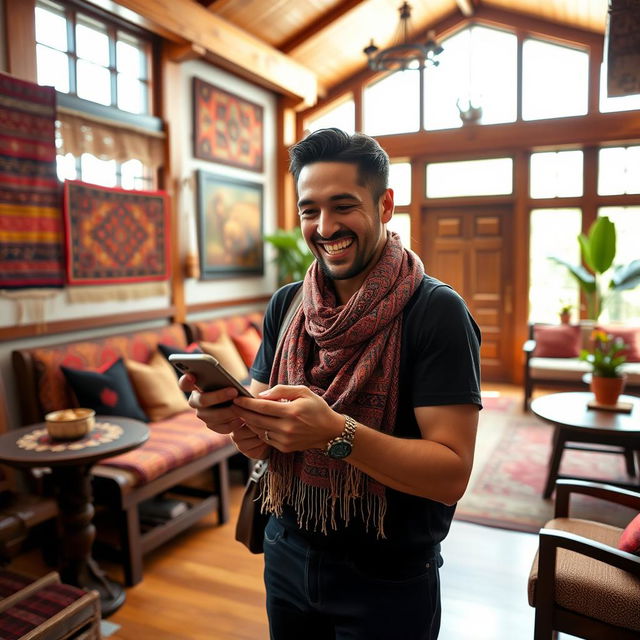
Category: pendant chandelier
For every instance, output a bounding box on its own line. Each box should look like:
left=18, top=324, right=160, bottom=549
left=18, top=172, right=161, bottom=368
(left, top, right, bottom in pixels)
left=363, top=2, right=443, bottom=72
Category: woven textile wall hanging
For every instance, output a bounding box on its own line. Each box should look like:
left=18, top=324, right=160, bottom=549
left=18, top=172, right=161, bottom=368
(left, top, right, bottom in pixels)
left=63, top=181, right=170, bottom=286
left=0, top=73, right=64, bottom=288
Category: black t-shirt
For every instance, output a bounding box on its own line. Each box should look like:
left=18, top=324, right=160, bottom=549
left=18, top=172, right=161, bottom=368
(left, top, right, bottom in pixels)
left=250, top=275, right=482, bottom=562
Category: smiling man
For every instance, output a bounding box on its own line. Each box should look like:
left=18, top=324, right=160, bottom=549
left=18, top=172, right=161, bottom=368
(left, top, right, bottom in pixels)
left=183, top=128, right=482, bottom=640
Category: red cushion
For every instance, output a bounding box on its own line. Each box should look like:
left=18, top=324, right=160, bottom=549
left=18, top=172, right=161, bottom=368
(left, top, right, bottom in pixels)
left=619, top=513, right=640, bottom=554
left=231, top=326, right=262, bottom=368
left=596, top=325, right=640, bottom=362
left=533, top=324, right=581, bottom=358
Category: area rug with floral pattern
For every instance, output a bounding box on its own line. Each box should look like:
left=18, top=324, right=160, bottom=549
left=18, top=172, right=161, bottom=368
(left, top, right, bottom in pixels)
left=454, top=396, right=637, bottom=533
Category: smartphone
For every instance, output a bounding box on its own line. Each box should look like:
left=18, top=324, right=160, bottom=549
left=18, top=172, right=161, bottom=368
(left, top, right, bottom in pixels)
left=168, top=353, right=253, bottom=399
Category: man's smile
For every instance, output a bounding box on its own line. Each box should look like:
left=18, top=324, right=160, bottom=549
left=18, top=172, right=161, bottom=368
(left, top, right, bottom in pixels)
left=317, top=237, right=355, bottom=255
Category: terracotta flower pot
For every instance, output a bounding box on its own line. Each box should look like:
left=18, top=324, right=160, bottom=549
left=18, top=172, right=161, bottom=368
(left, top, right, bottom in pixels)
left=560, top=312, right=571, bottom=325
left=590, top=375, right=626, bottom=406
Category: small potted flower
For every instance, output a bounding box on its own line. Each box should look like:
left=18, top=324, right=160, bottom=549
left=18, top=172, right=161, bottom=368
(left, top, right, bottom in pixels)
left=580, top=330, right=628, bottom=405
left=559, top=303, right=573, bottom=325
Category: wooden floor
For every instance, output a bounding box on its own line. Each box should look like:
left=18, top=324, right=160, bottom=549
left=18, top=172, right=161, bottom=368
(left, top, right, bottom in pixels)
left=9, top=384, right=580, bottom=639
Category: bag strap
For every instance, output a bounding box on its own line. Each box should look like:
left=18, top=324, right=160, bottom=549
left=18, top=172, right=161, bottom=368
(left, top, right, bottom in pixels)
left=275, top=284, right=303, bottom=355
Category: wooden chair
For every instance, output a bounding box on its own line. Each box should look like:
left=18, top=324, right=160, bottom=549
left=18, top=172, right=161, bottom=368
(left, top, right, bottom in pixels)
left=528, top=479, right=640, bottom=639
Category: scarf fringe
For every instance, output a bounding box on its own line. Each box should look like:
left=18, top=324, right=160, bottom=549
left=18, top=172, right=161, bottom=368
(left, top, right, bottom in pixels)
left=262, top=459, right=387, bottom=538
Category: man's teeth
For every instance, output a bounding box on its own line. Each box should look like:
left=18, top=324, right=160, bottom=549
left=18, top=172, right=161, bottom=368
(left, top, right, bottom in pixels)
left=323, top=238, right=353, bottom=254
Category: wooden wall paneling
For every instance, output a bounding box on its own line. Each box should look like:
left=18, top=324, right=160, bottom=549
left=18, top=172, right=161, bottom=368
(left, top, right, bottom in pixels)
left=511, top=150, right=531, bottom=384
left=588, top=34, right=604, bottom=115
left=187, top=295, right=271, bottom=315
left=353, top=84, right=363, bottom=134
left=410, top=160, right=424, bottom=258
left=4, top=0, right=36, bottom=81
left=160, top=43, right=185, bottom=324
left=276, top=96, right=298, bottom=231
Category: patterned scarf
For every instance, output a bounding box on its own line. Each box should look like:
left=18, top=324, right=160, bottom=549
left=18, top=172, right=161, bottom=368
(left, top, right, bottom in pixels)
left=262, top=231, right=425, bottom=537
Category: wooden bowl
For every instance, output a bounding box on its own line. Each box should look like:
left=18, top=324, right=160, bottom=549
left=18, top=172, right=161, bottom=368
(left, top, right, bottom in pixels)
left=45, top=408, right=95, bottom=440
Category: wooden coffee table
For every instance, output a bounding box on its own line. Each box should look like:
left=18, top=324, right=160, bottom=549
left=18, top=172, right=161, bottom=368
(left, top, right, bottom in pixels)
left=530, top=392, right=640, bottom=499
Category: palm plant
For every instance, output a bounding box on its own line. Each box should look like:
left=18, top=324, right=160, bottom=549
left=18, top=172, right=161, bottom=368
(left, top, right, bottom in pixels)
left=549, top=216, right=640, bottom=321
left=264, top=227, right=314, bottom=286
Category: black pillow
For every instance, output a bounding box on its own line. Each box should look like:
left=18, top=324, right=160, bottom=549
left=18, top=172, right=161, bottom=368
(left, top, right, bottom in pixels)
left=61, top=358, right=148, bottom=422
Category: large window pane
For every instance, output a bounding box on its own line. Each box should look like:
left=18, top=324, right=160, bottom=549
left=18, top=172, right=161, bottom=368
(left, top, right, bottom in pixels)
left=120, top=158, right=145, bottom=190
left=426, top=158, right=513, bottom=198
left=35, top=3, right=67, bottom=51
left=598, top=207, right=640, bottom=322
left=36, top=44, right=69, bottom=92
left=306, top=98, right=355, bottom=135
left=389, top=162, right=411, bottom=206
left=599, top=63, right=640, bottom=113
left=529, top=208, right=582, bottom=323
left=530, top=150, right=583, bottom=198
left=117, top=75, right=145, bottom=113
left=523, top=39, right=588, bottom=120
left=424, top=25, right=517, bottom=130
left=81, top=154, right=117, bottom=187
left=76, top=59, right=111, bottom=105
left=76, top=20, right=110, bottom=67
left=598, top=146, right=640, bottom=195
left=364, top=72, right=419, bottom=136
left=388, top=213, right=411, bottom=250
left=117, top=37, right=145, bottom=77
left=56, top=153, right=77, bottom=182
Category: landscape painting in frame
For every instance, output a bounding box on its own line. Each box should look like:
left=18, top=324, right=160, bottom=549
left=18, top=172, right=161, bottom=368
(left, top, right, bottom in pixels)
left=193, top=78, right=264, bottom=172
left=196, top=171, right=263, bottom=278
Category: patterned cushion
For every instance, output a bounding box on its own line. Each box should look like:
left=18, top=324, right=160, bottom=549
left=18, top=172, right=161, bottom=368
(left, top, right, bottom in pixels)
left=195, top=313, right=265, bottom=342
left=61, top=358, right=148, bottom=422
left=200, top=334, right=250, bottom=383
left=533, top=324, right=582, bottom=358
left=0, top=582, right=90, bottom=640
left=99, top=410, right=232, bottom=486
left=231, top=326, right=262, bottom=368
left=0, top=570, right=35, bottom=598
left=619, top=513, right=640, bottom=554
left=30, top=324, right=187, bottom=415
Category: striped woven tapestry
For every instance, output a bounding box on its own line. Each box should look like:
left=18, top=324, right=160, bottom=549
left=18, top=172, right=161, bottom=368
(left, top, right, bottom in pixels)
left=0, top=73, right=64, bottom=288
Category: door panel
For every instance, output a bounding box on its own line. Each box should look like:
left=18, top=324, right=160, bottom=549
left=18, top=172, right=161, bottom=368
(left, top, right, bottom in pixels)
left=422, top=205, right=513, bottom=382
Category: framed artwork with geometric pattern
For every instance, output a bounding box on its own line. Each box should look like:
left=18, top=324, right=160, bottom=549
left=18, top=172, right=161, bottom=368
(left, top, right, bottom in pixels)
left=193, top=77, right=264, bottom=172
left=63, top=180, right=170, bottom=285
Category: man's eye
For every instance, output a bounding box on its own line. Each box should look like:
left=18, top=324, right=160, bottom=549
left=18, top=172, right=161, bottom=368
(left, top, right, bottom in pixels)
left=299, top=209, right=318, bottom=217
left=335, top=205, right=354, bottom=212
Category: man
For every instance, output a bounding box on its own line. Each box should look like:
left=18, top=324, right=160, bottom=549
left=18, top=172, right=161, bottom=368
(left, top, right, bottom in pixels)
left=182, top=128, right=481, bottom=639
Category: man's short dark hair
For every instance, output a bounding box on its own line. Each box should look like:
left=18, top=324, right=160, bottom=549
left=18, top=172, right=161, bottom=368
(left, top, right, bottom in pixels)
left=288, top=128, right=389, bottom=202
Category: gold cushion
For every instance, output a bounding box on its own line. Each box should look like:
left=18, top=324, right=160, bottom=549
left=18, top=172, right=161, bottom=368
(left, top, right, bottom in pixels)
left=200, top=333, right=249, bottom=383
left=528, top=517, right=640, bottom=630
left=125, top=352, right=191, bottom=421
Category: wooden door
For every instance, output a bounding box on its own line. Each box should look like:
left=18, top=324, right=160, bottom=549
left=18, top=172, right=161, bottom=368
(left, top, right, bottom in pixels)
left=422, top=205, right=513, bottom=382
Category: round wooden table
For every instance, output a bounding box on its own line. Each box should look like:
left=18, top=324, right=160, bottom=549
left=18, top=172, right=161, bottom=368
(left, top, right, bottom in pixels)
left=530, top=392, right=640, bottom=499
left=0, top=416, right=148, bottom=616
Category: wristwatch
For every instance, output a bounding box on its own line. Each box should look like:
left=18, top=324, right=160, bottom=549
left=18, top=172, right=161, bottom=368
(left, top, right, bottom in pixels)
left=325, top=415, right=357, bottom=459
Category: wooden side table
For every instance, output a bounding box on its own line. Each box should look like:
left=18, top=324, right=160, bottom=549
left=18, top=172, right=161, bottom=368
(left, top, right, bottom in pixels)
left=0, top=416, right=148, bottom=616
left=531, top=392, right=640, bottom=499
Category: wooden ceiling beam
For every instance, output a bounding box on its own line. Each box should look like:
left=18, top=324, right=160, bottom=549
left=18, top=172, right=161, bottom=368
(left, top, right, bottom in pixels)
left=279, top=0, right=369, bottom=54
left=114, top=0, right=318, bottom=107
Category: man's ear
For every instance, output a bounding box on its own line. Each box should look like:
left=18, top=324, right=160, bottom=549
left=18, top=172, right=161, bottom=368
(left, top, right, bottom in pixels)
left=380, top=188, right=394, bottom=224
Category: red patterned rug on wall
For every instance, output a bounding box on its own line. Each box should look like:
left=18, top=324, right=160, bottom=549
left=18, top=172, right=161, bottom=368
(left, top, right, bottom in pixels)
left=63, top=181, right=170, bottom=285
left=455, top=396, right=637, bottom=533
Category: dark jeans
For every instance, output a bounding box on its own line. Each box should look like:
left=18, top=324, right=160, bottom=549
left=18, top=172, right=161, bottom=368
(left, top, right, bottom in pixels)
left=263, top=517, right=442, bottom=640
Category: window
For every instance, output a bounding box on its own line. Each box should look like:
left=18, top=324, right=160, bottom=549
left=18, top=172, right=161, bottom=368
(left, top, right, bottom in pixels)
left=522, top=39, right=588, bottom=121
left=530, top=150, right=583, bottom=198
left=597, top=207, right=640, bottom=322
left=56, top=152, right=150, bottom=190
left=424, top=25, right=517, bottom=130
left=305, top=97, right=355, bottom=135
left=389, top=162, right=411, bottom=206
left=35, top=0, right=151, bottom=114
left=426, top=158, right=513, bottom=198
left=388, top=213, right=411, bottom=250
left=363, top=71, right=420, bottom=136
left=529, top=208, right=582, bottom=323
left=598, top=146, right=640, bottom=195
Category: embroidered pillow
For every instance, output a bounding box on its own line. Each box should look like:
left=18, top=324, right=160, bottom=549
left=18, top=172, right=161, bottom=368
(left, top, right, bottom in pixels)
left=200, top=333, right=250, bottom=383
left=125, top=352, right=191, bottom=421
left=596, top=325, right=640, bottom=363
left=619, top=513, right=640, bottom=554
left=230, top=326, right=262, bottom=368
left=533, top=324, right=581, bottom=358
left=61, top=358, right=148, bottom=422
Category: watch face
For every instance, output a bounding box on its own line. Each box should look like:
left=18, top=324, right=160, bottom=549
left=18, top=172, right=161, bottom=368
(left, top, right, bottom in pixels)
left=328, top=439, right=352, bottom=459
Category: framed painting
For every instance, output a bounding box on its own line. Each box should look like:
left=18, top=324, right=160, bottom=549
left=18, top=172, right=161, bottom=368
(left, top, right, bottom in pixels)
left=193, top=78, right=264, bottom=172
left=196, top=171, right=264, bottom=278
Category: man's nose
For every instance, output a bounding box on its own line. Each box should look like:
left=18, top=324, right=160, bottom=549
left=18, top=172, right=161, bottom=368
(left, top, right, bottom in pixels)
left=317, top=210, right=339, bottom=239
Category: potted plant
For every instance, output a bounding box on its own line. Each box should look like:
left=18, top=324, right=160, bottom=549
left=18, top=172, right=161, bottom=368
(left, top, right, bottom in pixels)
left=559, top=303, right=573, bottom=325
left=264, top=227, right=314, bottom=286
left=580, top=329, right=628, bottom=405
left=549, top=216, right=640, bottom=321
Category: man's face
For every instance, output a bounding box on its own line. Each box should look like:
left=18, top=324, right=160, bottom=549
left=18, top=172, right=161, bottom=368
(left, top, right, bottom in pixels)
left=296, top=161, right=392, bottom=284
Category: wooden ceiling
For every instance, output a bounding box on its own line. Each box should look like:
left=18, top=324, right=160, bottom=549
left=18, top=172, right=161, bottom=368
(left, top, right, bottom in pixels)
left=194, top=0, right=609, bottom=92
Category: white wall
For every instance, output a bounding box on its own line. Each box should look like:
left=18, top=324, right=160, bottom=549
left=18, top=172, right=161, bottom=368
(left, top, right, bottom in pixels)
left=0, top=59, right=278, bottom=428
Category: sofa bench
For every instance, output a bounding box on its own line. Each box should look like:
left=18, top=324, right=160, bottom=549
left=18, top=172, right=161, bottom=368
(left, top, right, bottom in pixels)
left=11, top=322, right=245, bottom=587
left=523, top=322, right=640, bottom=411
